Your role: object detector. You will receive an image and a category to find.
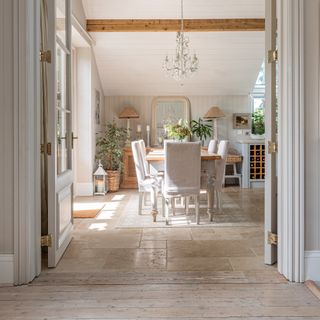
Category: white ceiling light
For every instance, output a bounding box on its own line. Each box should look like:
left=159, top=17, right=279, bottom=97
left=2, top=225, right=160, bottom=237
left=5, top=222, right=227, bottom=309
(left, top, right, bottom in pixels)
left=163, top=0, right=199, bottom=81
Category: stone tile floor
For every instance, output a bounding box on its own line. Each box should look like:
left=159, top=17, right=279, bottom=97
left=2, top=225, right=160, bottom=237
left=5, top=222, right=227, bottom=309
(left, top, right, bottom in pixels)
left=2, top=188, right=320, bottom=319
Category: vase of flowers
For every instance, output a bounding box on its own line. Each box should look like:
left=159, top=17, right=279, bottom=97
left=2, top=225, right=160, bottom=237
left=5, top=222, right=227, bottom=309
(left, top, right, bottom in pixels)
left=164, top=119, right=192, bottom=141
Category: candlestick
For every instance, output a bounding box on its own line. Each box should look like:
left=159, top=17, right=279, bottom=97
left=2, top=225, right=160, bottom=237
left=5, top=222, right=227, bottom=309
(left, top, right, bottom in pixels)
left=146, top=131, right=150, bottom=147
left=146, top=125, right=150, bottom=132
left=137, top=124, right=141, bottom=133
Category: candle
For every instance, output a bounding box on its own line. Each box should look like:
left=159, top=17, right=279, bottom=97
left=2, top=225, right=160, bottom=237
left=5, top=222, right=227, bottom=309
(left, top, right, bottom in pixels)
left=137, top=124, right=141, bottom=133
left=146, top=125, right=150, bottom=132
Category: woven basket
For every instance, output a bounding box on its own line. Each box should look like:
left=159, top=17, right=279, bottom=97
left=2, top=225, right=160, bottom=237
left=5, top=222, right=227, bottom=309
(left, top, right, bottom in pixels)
left=107, top=170, right=120, bottom=192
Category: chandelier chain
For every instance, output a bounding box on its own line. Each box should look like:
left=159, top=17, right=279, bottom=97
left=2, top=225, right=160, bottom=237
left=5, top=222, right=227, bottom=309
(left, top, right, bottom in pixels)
left=162, top=0, right=199, bottom=81
left=180, top=0, right=184, bottom=33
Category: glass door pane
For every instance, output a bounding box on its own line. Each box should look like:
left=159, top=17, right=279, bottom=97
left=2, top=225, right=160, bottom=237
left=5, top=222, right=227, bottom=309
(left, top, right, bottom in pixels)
left=56, top=0, right=66, bottom=46
left=56, top=44, right=70, bottom=175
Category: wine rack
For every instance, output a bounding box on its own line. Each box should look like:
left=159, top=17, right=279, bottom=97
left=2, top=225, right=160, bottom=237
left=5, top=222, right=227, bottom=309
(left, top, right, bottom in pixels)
left=249, top=144, right=265, bottom=180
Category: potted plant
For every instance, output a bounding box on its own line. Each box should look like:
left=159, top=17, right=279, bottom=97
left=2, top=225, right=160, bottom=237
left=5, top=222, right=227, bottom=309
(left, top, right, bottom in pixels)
left=164, top=119, right=192, bottom=141
left=96, top=122, right=127, bottom=192
left=251, top=107, right=265, bottom=139
left=191, top=118, right=213, bottom=146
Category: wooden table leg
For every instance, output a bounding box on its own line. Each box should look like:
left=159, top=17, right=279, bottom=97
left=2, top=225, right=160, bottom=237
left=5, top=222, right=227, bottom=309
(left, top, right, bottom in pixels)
left=150, top=186, right=158, bottom=222
left=207, top=161, right=215, bottom=221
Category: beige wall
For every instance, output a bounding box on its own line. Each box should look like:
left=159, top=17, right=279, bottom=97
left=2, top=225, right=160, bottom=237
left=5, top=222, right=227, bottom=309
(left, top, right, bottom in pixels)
left=304, top=0, right=320, bottom=251
left=0, top=0, right=14, bottom=254
left=104, top=95, right=252, bottom=150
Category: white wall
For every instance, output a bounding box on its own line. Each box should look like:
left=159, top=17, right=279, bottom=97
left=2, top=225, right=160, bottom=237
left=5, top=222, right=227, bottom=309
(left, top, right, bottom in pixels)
left=104, top=95, right=252, bottom=150
left=304, top=0, right=320, bottom=280
left=72, top=0, right=105, bottom=197
left=73, top=47, right=105, bottom=196
left=0, top=0, right=14, bottom=255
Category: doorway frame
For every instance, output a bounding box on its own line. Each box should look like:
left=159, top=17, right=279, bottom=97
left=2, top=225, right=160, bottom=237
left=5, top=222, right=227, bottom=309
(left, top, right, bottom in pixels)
left=277, top=0, right=305, bottom=282
left=12, top=0, right=306, bottom=284
left=12, top=0, right=41, bottom=284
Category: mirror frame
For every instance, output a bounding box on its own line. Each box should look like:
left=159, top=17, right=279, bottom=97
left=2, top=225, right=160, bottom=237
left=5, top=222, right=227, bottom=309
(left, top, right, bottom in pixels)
left=151, top=96, right=191, bottom=146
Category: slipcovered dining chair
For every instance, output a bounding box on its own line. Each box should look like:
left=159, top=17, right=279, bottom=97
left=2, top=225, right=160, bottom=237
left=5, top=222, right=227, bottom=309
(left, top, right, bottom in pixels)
left=131, top=141, right=159, bottom=221
left=138, top=140, right=150, bottom=177
left=162, top=141, right=201, bottom=225
left=137, top=139, right=164, bottom=206
left=208, top=139, right=218, bottom=154
left=214, top=140, right=229, bottom=210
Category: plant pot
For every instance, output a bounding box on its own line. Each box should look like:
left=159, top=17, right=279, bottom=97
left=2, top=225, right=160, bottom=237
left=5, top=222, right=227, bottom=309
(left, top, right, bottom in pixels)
left=250, top=133, right=265, bottom=140
left=107, top=170, right=120, bottom=192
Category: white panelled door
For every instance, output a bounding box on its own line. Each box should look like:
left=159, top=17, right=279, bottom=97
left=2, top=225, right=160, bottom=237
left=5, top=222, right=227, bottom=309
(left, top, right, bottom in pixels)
left=264, top=0, right=278, bottom=265
left=47, top=0, right=74, bottom=267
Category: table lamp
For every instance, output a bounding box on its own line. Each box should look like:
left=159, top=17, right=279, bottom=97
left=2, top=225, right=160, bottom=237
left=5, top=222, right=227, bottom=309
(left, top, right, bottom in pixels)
left=203, top=106, right=226, bottom=140
left=119, top=107, right=139, bottom=146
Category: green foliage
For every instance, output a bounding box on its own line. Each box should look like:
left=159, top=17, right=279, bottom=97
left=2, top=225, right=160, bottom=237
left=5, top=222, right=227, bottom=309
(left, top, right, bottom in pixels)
left=252, top=108, right=265, bottom=135
left=191, top=118, right=213, bottom=143
left=96, top=123, right=127, bottom=171
left=164, top=119, right=192, bottom=141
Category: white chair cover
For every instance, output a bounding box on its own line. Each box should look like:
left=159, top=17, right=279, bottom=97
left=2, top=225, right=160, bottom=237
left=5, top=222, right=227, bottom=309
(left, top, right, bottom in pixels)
left=131, top=141, right=158, bottom=193
left=138, top=139, right=149, bottom=176
left=208, top=139, right=218, bottom=154
left=164, top=142, right=201, bottom=197
left=214, top=140, right=229, bottom=191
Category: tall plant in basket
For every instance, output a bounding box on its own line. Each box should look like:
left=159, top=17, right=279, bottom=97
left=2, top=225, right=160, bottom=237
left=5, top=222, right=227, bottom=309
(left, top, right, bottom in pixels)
left=96, top=123, right=127, bottom=192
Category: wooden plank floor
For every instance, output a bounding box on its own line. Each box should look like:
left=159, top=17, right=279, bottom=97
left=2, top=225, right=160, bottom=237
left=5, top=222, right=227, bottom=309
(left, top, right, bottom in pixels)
left=1, top=189, right=320, bottom=319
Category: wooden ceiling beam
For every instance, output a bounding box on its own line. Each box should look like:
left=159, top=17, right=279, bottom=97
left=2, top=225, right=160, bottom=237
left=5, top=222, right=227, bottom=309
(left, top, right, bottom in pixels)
left=86, top=19, right=265, bottom=32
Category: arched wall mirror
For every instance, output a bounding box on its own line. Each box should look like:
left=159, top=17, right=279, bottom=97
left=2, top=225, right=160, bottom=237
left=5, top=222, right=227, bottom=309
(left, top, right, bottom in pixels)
left=151, top=96, right=191, bottom=146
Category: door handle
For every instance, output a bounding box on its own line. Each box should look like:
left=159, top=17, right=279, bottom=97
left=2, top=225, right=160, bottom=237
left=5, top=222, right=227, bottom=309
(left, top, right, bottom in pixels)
left=71, top=132, right=78, bottom=149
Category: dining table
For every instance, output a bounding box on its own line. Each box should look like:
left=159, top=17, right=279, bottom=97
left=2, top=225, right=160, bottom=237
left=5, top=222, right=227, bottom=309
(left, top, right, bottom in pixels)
left=145, top=148, right=221, bottom=221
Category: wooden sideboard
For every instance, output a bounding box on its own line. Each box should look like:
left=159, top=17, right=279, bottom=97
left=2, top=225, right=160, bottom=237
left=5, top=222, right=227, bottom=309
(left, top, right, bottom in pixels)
left=121, top=146, right=153, bottom=189
left=121, top=147, right=138, bottom=189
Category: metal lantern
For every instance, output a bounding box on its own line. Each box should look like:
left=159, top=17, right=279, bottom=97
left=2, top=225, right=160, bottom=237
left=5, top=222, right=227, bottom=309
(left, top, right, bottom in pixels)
left=93, top=160, right=108, bottom=195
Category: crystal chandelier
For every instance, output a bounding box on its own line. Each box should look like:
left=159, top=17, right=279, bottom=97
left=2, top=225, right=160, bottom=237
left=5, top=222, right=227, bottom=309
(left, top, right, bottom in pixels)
left=163, top=0, right=199, bottom=81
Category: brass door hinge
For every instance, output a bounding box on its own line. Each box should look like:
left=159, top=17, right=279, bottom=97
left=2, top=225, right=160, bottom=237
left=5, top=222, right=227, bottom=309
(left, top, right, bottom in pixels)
left=41, top=234, right=53, bottom=247
left=40, top=50, right=52, bottom=63
left=47, top=142, right=52, bottom=155
left=268, top=232, right=278, bottom=246
left=268, top=141, right=278, bottom=154
left=40, top=143, right=52, bottom=155
left=268, top=49, right=278, bottom=63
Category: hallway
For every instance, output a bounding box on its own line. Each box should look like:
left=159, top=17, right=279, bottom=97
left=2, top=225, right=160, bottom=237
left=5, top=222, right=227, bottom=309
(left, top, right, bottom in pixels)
left=1, top=189, right=320, bottom=319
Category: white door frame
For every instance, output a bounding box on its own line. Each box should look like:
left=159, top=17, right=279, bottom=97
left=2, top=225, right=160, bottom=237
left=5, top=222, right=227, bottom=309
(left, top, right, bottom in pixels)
left=277, top=0, right=305, bottom=282
left=12, top=0, right=41, bottom=285
left=12, top=0, right=307, bottom=284
left=264, top=0, right=277, bottom=266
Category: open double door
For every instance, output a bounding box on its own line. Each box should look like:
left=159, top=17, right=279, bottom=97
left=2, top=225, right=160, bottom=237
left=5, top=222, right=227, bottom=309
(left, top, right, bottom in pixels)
left=41, top=0, right=74, bottom=267
left=41, top=0, right=278, bottom=268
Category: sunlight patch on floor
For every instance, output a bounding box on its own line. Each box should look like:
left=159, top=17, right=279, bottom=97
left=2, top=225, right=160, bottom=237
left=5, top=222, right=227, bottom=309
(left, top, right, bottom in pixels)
left=111, top=194, right=126, bottom=201
left=88, top=222, right=108, bottom=231
left=95, top=210, right=116, bottom=220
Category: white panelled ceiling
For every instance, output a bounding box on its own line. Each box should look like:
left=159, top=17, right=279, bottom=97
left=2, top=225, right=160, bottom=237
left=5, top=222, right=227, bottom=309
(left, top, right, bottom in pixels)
left=82, top=0, right=265, bottom=96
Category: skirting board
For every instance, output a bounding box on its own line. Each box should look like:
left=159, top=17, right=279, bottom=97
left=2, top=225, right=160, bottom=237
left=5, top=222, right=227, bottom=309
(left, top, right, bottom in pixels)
left=305, top=251, right=320, bottom=281
left=74, top=182, right=93, bottom=197
left=0, top=254, right=14, bottom=285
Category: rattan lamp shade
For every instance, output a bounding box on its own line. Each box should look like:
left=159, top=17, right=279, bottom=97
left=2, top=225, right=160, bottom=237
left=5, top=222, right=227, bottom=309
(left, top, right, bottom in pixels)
left=119, top=107, right=139, bottom=119
left=203, top=106, right=225, bottom=119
